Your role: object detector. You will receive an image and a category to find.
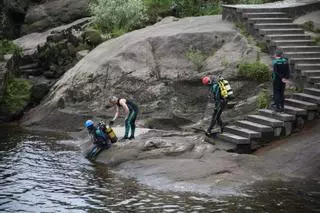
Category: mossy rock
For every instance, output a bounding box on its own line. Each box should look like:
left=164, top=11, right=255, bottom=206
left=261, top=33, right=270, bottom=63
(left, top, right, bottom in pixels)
left=83, top=28, right=103, bottom=47
left=1, top=77, right=31, bottom=114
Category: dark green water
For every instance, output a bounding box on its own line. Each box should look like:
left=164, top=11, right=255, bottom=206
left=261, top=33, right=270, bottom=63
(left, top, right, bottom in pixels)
left=0, top=125, right=319, bottom=212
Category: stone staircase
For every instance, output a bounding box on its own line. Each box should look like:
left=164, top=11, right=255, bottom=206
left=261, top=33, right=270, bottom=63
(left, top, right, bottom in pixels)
left=218, top=6, right=320, bottom=153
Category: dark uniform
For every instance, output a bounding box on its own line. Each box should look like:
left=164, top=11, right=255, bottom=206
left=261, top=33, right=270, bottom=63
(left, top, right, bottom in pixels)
left=117, top=98, right=139, bottom=139
left=207, top=81, right=226, bottom=134
left=272, top=57, right=290, bottom=112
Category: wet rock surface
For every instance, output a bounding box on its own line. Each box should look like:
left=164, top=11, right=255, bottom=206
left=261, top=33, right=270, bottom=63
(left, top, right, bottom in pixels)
left=73, top=120, right=320, bottom=195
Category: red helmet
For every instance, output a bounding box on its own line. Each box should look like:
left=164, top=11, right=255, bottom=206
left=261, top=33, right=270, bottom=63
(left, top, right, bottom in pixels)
left=202, top=76, right=210, bottom=85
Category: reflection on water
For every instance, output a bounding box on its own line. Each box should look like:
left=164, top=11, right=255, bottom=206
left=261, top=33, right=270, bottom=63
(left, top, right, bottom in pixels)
left=0, top=125, right=319, bottom=212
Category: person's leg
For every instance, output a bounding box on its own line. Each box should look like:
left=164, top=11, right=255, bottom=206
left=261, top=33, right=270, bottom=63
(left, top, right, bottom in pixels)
left=207, top=108, right=218, bottom=133
left=128, top=110, right=138, bottom=139
left=280, top=82, right=286, bottom=110
left=124, top=117, right=131, bottom=139
left=217, top=101, right=226, bottom=133
left=273, top=81, right=281, bottom=111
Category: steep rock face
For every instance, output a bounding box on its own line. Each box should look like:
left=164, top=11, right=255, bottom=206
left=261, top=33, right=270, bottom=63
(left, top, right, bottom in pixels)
left=21, top=16, right=270, bottom=131
left=21, top=0, right=90, bottom=34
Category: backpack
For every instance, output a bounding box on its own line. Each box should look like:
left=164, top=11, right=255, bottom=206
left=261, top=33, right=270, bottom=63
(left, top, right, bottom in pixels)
left=217, top=78, right=233, bottom=99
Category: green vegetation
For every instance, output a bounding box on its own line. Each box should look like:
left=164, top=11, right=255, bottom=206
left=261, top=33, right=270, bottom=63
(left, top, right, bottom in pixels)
left=256, top=41, right=268, bottom=53
left=234, top=22, right=250, bottom=38
left=89, top=0, right=148, bottom=35
left=299, top=21, right=320, bottom=33
left=301, top=21, right=315, bottom=32
left=312, top=36, right=320, bottom=46
left=257, top=89, right=271, bottom=109
left=186, top=46, right=208, bottom=71
left=1, top=76, right=31, bottom=113
left=238, top=61, right=271, bottom=83
left=0, top=39, right=22, bottom=57
left=225, top=0, right=279, bottom=3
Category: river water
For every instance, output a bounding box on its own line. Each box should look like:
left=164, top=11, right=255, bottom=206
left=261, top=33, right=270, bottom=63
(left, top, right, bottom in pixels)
left=0, top=125, right=319, bottom=213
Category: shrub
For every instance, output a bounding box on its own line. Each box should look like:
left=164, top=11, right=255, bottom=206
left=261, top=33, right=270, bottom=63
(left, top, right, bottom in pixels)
left=175, top=0, right=222, bottom=17
left=186, top=47, right=208, bottom=71
left=256, top=41, right=268, bottom=53
left=89, top=0, right=148, bottom=34
left=257, top=89, right=271, bottom=109
left=0, top=39, right=22, bottom=56
left=144, top=0, right=174, bottom=23
left=234, top=22, right=250, bottom=38
left=300, top=21, right=314, bottom=32
left=238, top=61, right=271, bottom=82
left=2, top=76, right=31, bottom=113
left=313, top=36, right=320, bottom=46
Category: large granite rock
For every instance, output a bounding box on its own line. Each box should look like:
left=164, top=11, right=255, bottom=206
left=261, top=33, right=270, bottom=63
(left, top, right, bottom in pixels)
left=21, top=0, right=90, bottom=34
left=21, top=15, right=271, bottom=131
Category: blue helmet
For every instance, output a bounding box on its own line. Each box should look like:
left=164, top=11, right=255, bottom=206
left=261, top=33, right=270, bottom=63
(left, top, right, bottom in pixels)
left=85, top=120, right=94, bottom=128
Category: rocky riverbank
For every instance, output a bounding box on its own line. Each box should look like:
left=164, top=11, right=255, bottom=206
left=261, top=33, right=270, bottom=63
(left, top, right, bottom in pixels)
left=72, top=120, right=320, bottom=195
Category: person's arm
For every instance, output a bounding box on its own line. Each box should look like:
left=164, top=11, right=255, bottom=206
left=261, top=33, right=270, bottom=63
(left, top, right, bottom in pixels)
left=112, top=105, right=120, bottom=121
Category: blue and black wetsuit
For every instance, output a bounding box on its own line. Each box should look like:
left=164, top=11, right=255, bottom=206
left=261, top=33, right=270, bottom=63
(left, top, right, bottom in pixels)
left=272, top=57, right=290, bottom=110
left=117, top=98, right=139, bottom=139
left=86, top=126, right=110, bottom=160
left=207, top=82, right=226, bottom=133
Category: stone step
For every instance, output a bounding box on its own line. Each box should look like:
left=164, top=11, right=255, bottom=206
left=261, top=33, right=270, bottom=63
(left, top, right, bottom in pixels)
left=260, top=28, right=304, bottom=35
left=290, top=58, right=320, bottom=64
left=279, top=46, right=320, bottom=52
left=266, top=34, right=311, bottom=41
left=258, top=109, right=295, bottom=122
left=20, top=68, right=43, bottom=76
left=247, top=115, right=283, bottom=128
left=292, top=93, right=320, bottom=104
left=19, top=63, right=39, bottom=70
left=243, top=12, right=287, bottom=18
left=218, top=132, right=250, bottom=145
left=295, top=64, right=320, bottom=70
left=301, top=70, right=320, bottom=77
left=248, top=18, right=292, bottom=23
left=284, top=105, right=307, bottom=116
left=316, top=83, right=320, bottom=89
left=236, top=120, right=273, bottom=133
left=308, top=76, right=320, bottom=84
left=224, top=125, right=261, bottom=139
left=304, top=87, right=320, bottom=96
left=284, top=52, right=320, bottom=58
left=254, top=23, right=300, bottom=29
left=271, top=40, right=314, bottom=46
left=238, top=8, right=284, bottom=13
left=284, top=98, right=318, bottom=110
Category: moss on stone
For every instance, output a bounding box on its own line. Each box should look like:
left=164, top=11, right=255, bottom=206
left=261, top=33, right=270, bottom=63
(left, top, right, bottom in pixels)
left=0, top=39, right=22, bottom=57
left=83, top=28, right=103, bottom=47
left=1, top=75, right=31, bottom=113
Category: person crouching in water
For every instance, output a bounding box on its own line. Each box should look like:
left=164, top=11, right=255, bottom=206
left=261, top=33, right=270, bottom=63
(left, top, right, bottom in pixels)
left=84, top=120, right=110, bottom=160
left=109, top=96, right=139, bottom=141
left=202, top=76, right=227, bottom=135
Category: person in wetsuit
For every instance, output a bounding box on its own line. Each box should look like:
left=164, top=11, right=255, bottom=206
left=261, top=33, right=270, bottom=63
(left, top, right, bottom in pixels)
left=202, top=76, right=227, bottom=135
left=109, top=96, right=139, bottom=141
left=271, top=49, right=290, bottom=112
left=85, top=120, right=110, bottom=160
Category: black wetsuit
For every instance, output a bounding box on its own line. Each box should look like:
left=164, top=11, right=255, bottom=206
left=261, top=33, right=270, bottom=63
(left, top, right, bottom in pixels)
left=117, top=98, right=139, bottom=139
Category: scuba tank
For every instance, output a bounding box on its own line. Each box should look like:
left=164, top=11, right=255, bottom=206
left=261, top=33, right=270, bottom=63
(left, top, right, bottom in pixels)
left=106, top=126, right=118, bottom=143
left=97, top=121, right=118, bottom=143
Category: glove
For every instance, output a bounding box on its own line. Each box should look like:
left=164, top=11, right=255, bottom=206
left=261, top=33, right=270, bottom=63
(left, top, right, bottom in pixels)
left=109, top=120, right=114, bottom=126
